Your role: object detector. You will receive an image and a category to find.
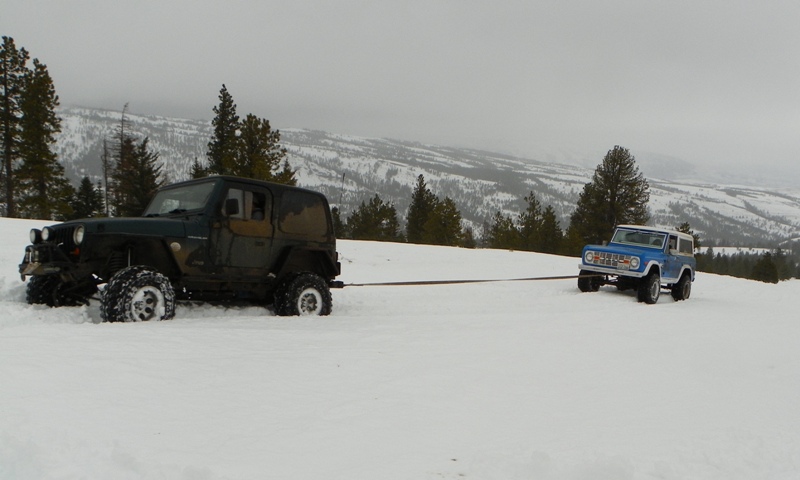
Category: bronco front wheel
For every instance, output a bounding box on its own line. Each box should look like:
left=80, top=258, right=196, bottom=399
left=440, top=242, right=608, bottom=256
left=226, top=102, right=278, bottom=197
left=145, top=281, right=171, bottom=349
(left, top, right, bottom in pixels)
left=101, top=266, right=176, bottom=322
left=637, top=272, right=661, bottom=304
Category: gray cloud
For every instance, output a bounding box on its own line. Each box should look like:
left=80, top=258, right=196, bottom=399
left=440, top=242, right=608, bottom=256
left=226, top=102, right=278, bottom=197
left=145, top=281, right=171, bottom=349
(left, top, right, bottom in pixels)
left=4, top=0, right=800, bottom=184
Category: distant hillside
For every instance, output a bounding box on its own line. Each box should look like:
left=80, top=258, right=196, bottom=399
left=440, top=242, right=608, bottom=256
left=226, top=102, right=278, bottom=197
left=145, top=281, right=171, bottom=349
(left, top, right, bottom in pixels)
left=53, top=106, right=800, bottom=247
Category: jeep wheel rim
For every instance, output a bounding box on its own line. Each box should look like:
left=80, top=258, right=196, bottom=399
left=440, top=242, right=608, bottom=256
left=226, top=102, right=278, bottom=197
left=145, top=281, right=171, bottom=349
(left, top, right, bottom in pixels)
left=130, top=286, right=165, bottom=321
left=297, top=288, right=323, bottom=315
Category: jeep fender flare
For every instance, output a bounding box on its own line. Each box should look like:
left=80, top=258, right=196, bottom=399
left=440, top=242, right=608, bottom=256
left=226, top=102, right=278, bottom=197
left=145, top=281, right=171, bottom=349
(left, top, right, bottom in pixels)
left=273, top=246, right=338, bottom=282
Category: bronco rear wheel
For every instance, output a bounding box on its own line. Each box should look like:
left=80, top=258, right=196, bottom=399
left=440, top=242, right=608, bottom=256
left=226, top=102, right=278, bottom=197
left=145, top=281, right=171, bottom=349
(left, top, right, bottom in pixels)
left=101, top=266, right=176, bottom=322
left=671, top=272, right=692, bottom=301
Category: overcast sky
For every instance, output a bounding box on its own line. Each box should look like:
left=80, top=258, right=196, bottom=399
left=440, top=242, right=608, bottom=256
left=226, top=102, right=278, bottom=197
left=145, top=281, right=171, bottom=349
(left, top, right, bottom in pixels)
left=4, top=1, right=800, bottom=184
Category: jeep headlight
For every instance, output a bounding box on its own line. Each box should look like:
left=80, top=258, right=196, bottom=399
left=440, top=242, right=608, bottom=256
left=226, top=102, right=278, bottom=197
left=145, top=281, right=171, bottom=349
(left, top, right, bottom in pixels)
left=584, top=250, right=594, bottom=264
left=30, top=228, right=43, bottom=244
left=41, top=227, right=53, bottom=242
left=630, top=256, right=640, bottom=269
left=73, top=225, right=85, bottom=245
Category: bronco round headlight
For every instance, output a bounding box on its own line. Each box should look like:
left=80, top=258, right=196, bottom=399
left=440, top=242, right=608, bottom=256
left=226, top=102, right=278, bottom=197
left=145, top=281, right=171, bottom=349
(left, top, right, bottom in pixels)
left=73, top=225, right=85, bottom=245
left=584, top=250, right=594, bottom=264
left=30, top=228, right=43, bottom=244
left=630, top=256, right=640, bottom=269
left=41, top=227, right=53, bottom=242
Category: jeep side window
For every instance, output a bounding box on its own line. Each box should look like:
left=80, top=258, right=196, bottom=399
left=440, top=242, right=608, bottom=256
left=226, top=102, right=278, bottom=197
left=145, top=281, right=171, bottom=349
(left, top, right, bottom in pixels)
left=223, top=187, right=273, bottom=237
left=278, top=191, right=328, bottom=236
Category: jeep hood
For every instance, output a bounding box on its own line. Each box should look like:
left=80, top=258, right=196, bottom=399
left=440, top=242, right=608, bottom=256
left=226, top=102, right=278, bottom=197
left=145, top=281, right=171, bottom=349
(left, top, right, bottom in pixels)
left=67, top=217, right=187, bottom=237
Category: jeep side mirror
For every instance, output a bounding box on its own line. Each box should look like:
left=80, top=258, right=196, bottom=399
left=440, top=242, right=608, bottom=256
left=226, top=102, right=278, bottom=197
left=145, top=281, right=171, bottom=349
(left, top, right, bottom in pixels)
left=225, top=198, right=240, bottom=216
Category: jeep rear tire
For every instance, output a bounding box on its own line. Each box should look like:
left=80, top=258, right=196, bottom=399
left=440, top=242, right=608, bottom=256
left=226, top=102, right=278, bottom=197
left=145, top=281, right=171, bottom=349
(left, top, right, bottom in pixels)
left=671, top=272, right=692, bottom=301
left=637, top=271, right=661, bottom=304
left=275, top=272, right=332, bottom=316
left=101, top=266, right=176, bottom=322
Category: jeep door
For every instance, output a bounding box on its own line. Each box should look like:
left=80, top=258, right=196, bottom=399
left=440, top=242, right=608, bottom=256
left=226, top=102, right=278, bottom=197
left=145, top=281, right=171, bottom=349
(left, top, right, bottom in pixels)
left=210, top=184, right=274, bottom=277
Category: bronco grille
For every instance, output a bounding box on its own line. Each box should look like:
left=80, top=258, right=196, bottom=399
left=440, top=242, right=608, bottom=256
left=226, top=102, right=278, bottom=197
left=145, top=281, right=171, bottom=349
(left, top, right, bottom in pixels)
left=592, top=252, right=631, bottom=269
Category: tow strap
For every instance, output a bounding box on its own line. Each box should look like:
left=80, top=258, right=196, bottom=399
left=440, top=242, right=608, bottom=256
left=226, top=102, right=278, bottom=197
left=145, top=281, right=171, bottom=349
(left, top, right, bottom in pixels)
left=346, top=274, right=598, bottom=287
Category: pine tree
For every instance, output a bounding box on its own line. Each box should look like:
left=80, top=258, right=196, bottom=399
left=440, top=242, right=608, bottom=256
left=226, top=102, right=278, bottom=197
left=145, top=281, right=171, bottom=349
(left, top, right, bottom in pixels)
left=486, top=211, right=520, bottom=250
left=751, top=252, right=779, bottom=284
left=71, top=176, right=104, bottom=219
left=273, top=159, right=298, bottom=186
left=567, top=145, right=650, bottom=250
left=518, top=191, right=542, bottom=251
left=232, top=113, right=292, bottom=182
left=347, top=194, right=401, bottom=241
left=207, top=84, right=239, bottom=176
left=112, top=136, right=163, bottom=216
left=539, top=205, right=563, bottom=254
left=421, top=196, right=463, bottom=246
left=331, top=206, right=348, bottom=239
left=406, top=174, right=437, bottom=243
left=190, top=157, right=207, bottom=179
left=100, top=139, right=112, bottom=216
left=15, top=58, right=73, bottom=220
left=1, top=36, right=30, bottom=217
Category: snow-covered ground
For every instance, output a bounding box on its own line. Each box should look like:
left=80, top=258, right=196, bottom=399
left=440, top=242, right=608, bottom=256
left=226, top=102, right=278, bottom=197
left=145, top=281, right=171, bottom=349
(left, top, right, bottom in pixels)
left=1, top=217, right=799, bottom=479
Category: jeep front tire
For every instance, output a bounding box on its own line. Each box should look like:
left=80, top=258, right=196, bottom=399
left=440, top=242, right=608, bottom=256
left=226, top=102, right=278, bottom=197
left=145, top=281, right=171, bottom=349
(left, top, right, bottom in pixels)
left=275, top=272, right=332, bottom=316
left=101, top=266, right=176, bottom=322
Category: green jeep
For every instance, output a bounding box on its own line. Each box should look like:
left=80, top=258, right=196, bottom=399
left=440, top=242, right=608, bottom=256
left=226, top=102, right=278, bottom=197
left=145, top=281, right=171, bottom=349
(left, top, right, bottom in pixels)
left=19, top=176, right=342, bottom=321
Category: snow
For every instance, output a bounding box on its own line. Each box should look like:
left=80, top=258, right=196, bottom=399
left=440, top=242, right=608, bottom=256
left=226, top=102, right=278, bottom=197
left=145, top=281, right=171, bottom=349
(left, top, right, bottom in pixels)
left=1, top=217, right=799, bottom=479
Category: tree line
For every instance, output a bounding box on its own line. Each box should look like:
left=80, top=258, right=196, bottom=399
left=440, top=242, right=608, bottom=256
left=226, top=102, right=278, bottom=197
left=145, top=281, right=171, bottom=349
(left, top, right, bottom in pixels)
left=337, top=145, right=652, bottom=257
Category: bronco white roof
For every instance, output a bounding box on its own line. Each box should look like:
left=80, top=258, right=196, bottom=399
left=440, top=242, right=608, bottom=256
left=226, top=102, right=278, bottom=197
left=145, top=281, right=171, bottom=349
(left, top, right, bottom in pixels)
left=615, top=224, right=695, bottom=242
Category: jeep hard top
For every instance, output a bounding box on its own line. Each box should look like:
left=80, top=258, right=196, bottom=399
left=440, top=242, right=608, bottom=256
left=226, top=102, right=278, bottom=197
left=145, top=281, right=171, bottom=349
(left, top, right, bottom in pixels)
left=577, top=224, right=696, bottom=304
left=20, top=175, right=341, bottom=321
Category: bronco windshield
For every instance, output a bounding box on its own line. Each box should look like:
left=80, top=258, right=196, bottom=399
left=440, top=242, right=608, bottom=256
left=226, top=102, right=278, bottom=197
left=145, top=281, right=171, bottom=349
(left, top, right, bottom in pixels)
left=611, top=229, right=666, bottom=248
left=143, top=181, right=216, bottom=216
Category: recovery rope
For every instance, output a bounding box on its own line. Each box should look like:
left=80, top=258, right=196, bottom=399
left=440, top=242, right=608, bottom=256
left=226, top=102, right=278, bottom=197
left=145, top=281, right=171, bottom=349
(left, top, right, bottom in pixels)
left=346, top=273, right=600, bottom=287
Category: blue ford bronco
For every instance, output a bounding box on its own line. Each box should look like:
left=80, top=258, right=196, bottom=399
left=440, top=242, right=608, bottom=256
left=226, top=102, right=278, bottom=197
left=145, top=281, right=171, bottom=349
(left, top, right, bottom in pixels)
left=578, top=225, right=696, bottom=304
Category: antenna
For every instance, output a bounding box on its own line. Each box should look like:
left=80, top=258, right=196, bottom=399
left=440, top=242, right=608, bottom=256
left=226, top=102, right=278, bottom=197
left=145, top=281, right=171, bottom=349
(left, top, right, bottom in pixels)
left=338, top=172, right=346, bottom=207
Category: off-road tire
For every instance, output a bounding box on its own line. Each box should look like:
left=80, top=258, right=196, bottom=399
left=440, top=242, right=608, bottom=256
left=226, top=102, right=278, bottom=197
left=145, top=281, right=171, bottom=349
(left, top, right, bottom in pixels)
left=671, top=272, right=692, bottom=301
left=26, top=275, right=94, bottom=307
left=637, top=271, right=661, bottom=304
left=274, top=272, right=332, bottom=316
left=100, top=266, right=176, bottom=323
left=577, top=270, right=601, bottom=292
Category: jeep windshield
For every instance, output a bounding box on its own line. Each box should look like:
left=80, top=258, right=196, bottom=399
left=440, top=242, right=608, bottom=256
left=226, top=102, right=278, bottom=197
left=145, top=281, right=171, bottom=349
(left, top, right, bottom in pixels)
left=610, top=228, right=666, bottom=248
left=143, top=181, right=216, bottom=217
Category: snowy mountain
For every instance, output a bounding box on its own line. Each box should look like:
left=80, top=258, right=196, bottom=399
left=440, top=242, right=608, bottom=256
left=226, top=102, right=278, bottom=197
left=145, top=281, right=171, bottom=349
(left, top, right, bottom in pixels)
left=54, top=106, right=800, bottom=247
